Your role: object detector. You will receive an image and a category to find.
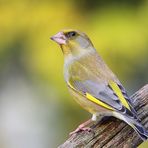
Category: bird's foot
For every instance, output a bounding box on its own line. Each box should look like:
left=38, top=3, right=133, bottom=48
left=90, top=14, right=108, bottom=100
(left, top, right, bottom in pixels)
left=69, top=119, right=92, bottom=136
left=69, top=126, right=92, bottom=136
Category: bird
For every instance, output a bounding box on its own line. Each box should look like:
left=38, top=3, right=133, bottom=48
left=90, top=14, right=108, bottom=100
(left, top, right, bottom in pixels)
left=50, top=29, right=148, bottom=140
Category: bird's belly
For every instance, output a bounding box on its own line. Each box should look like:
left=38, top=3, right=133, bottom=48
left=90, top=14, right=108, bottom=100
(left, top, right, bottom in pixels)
left=68, top=87, right=108, bottom=115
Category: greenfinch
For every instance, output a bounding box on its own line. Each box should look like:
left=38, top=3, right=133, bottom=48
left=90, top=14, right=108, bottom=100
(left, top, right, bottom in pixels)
left=51, top=29, right=148, bottom=140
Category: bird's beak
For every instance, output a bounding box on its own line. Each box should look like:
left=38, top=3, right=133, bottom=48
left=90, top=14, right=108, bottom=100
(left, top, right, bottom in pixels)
left=50, top=32, right=67, bottom=45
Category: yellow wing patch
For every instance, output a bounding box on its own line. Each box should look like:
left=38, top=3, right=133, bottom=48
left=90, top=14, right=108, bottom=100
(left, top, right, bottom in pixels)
left=68, top=82, right=75, bottom=90
left=109, top=81, right=130, bottom=110
left=68, top=82, right=114, bottom=111
left=86, top=93, right=114, bottom=110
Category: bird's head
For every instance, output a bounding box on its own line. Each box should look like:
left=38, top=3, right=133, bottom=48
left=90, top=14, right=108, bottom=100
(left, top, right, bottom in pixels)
left=50, top=29, right=95, bottom=56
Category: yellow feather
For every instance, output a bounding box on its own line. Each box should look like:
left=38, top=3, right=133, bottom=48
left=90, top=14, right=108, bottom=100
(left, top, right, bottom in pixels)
left=109, top=81, right=130, bottom=110
left=67, top=82, right=113, bottom=111
left=67, top=82, right=75, bottom=90
left=86, top=93, right=114, bottom=110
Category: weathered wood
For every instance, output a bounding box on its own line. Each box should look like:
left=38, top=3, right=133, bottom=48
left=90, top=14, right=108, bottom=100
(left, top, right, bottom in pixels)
left=58, top=84, right=148, bottom=148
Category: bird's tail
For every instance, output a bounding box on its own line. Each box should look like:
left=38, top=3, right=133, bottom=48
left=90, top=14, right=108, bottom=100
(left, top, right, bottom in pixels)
left=129, top=120, right=148, bottom=141
left=113, top=112, right=148, bottom=141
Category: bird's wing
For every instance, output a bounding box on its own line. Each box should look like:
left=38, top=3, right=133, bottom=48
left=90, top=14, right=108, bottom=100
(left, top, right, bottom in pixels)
left=113, top=81, right=138, bottom=117
left=68, top=79, right=138, bottom=119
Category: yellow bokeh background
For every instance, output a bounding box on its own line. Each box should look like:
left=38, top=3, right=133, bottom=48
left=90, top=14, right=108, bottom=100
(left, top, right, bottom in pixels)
left=0, top=0, right=148, bottom=147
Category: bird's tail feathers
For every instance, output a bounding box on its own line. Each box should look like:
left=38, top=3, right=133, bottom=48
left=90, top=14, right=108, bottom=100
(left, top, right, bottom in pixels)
left=129, top=120, right=148, bottom=141
left=113, top=112, right=148, bottom=141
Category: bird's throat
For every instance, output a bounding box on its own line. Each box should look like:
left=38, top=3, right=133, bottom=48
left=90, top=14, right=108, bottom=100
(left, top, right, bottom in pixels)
left=60, top=44, right=72, bottom=55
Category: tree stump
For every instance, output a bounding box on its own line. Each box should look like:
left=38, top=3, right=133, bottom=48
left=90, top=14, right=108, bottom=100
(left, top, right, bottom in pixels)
left=58, top=84, right=148, bottom=148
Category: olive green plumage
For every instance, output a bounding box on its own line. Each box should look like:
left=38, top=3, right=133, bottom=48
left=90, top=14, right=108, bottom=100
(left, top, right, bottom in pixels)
left=51, top=29, right=148, bottom=140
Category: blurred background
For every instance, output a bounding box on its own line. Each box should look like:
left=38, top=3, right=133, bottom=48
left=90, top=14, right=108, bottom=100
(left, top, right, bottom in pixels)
left=0, top=0, right=148, bottom=147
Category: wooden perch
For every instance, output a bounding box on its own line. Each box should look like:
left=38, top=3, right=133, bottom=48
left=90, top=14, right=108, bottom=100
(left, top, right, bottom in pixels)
left=58, top=84, right=148, bottom=148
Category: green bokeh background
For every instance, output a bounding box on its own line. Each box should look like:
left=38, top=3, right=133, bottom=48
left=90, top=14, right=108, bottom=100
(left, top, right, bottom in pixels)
left=0, top=0, right=148, bottom=147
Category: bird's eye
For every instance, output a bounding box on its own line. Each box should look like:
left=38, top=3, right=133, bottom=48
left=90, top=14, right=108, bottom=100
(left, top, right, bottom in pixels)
left=66, top=31, right=76, bottom=38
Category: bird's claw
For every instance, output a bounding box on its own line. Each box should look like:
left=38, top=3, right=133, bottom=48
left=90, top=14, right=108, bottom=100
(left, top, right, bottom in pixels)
left=69, top=127, right=92, bottom=136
